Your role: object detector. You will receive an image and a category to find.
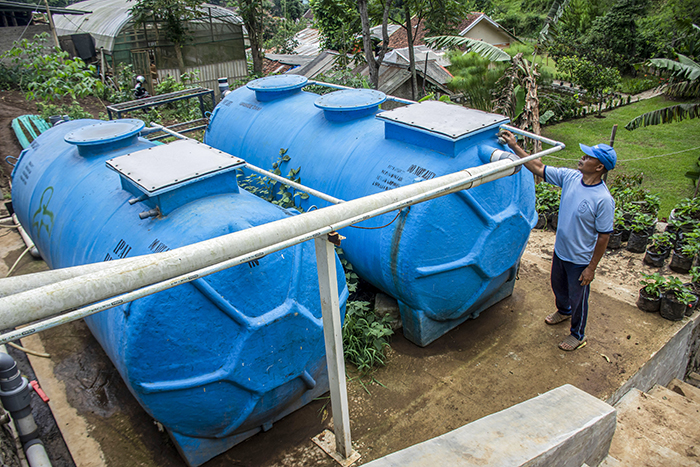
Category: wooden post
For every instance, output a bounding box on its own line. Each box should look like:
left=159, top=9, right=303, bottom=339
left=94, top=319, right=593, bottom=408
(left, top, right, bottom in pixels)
left=604, top=124, right=618, bottom=183
left=43, top=0, right=60, bottom=50
left=314, top=235, right=352, bottom=459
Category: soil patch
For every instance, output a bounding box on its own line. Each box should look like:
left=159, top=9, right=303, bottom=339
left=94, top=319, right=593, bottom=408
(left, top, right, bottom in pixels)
left=0, top=90, right=106, bottom=197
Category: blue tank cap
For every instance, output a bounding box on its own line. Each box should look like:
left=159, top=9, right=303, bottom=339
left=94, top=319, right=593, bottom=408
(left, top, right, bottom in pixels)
left=65, top=119, right=145, bottom=146
left=247, top=75, right=308, bottom=102
left=314, top=89, right=386, bottom=122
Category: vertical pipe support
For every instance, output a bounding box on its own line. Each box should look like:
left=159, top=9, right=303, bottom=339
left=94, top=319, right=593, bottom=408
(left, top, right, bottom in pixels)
left=314, top=235, right=352, bottom=459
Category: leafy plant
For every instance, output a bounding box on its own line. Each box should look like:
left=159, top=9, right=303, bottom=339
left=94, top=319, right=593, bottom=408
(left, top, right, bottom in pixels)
left=678, top=290, right=698, bottom=306
left=690, top=266, right=700, bottom=283
left=557, top=55, right=621, bottom=117
left=614, top=209, right=625, bottom=231
left=1, top=33, right=104, bottom=102
left=649, top=232, right=673, bottom=250
left=673, top=197, right=700, bottom=221
left=342, top=300, right=393, bottom=375
left=640, top=272, right=666, bottom=298
left=664, top=276, right=693, bottom=303
left=629, top=212, right=654, bottom=234
left=625, top=24, right=700, bottom=131
left=535, top=182, right=561, bottom=214
left=37, top=101, right=94, bottom=122
left=336, top=248, right=359, bottom=294
left=237, top=148, right=309, bottom=212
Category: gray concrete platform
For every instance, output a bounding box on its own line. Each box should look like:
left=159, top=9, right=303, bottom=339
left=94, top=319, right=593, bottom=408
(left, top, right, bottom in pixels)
left=363, top=384, right=616, bottom=467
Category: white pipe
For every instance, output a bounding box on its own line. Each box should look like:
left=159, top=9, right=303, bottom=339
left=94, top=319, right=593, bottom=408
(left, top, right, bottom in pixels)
left=25, top=442, right=52, bottom=467
left=0, top=256, right=147, bottom=298
left=146, top=122, right=345, bottom=205
left=499, top=124, right=565, bottom=148
left=306, top=80, right=415, bottom=105
left=0, top=145, right=562, bottom=337
left=12, top=215, right=40, bottom=259
left=243, top=163, right=345, bottom=205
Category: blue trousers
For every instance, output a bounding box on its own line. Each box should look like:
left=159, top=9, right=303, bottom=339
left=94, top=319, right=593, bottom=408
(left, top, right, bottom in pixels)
left=551, top=252, right=589, bottom=341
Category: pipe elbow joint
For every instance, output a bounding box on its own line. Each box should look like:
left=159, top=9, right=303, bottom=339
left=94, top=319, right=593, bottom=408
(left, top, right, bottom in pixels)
left=490, top=150, right=521, bottom=173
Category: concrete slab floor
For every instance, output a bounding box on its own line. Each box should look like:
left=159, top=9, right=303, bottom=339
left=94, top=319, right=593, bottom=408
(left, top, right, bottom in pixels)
left=0, top=228, right=695, bottom=467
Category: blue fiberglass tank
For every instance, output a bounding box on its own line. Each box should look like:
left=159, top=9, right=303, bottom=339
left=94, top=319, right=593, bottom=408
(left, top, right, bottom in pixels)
left=204, top=75, right=536, bottom=347
left=10, top=118, right=348, bottom=467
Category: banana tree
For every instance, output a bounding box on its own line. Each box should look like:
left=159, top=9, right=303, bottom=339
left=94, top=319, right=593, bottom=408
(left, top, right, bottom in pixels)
left=425, top=36, right=542, bottom=150
left=625, top=25, right=700, bottom=131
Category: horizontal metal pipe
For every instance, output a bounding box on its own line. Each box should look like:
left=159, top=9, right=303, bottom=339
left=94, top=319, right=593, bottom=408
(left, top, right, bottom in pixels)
left=0, top=256, right=147, bottom=298
left=306, top=80, right=415, bottom=105
left=0, top=144, right=561, bottom=336
left=148, top=122, right=189, bottom=140
left=148, top=123, right=345, bottom=205
left=243, top=163, right=345, bottom=205
left=499, top=124, right=566, bottom=148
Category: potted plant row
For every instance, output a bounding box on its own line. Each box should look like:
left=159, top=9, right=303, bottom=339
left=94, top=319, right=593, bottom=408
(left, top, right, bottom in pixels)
left=637, top=273, right=697, bottom=320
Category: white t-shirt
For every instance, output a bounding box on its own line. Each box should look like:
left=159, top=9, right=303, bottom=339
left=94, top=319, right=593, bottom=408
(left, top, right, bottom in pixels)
left=544, top=166, right=615, bottom=265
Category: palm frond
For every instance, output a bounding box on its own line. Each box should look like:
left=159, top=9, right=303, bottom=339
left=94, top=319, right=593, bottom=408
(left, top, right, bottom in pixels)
left=647, top=57, right=700, bottom=81
left=625, top=103, right=700, bottom=130
left=424, top=36, right=511, bottom=62
left=663, top=78, right=700, bottom=98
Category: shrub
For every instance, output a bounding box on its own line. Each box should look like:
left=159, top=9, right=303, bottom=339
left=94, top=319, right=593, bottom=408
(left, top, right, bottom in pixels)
left=342, top=300, right=394, bottom=375
left=1, top=33, right=103, bottom=102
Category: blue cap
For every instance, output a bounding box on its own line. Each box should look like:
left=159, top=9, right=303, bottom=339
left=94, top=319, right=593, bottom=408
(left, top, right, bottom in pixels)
left=579, top=143, right=617, bottom=171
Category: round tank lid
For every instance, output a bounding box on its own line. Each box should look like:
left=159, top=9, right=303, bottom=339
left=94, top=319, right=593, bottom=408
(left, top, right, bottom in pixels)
left=314, top=89, right=387, bottom=112
left=64, top=119, right=145, bottom=146
left=247, top=75, right=308, bottom=93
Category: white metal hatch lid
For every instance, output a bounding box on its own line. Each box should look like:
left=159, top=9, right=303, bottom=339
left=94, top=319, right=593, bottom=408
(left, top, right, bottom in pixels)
left=376, top=100, right=508, bottom=139
left=106, top=139, right=244, bottom=196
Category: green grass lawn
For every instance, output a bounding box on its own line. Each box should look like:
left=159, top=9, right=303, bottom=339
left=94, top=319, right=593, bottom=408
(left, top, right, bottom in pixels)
left=540, top=96, right=700, bottom=218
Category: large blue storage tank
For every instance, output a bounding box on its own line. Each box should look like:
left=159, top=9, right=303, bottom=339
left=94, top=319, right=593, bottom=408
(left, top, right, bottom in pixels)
left=10, top=118, right=348, bottom=466
left=205, top=75, right=536, bottom=347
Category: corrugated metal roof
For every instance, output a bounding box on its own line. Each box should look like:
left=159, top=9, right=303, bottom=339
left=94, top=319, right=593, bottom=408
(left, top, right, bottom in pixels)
left=0, top=1, right=89, bottom=14
left=384, top=45, right=451, bottom=68
left=369, top=24, right=400, bottom=41
left=292, top=27, right=321, bottom=55
left=54, top=0, right=241, bottom=53
left=287, top=51, right=339, bottom=79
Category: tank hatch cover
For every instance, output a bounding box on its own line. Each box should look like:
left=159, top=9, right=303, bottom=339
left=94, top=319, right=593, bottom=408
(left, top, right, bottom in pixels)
left=65, top=119, right=145, bottom=146
left=106, top=139, right=244, bottom=196
left=376, top=101, right=508, bottom=139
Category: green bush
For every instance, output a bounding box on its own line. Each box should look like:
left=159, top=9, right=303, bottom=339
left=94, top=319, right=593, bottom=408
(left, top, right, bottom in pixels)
left=342, top=300, right=393, bottom=375
left=1, top=33, right=103, bottom=102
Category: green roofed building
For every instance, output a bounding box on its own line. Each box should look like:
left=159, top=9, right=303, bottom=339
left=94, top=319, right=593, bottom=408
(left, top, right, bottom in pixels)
left=54, top=0, right=246, bottom=93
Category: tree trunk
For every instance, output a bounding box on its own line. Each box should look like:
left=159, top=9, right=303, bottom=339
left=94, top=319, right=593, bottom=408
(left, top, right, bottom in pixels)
left=175, top=44, right=186, bottom=75
left=358, top=0, right=393, bottom=89
left=250, top=29, right=263, bottom=75
left=358, top=0, right=378, bottom=88
left=405, top=5, right=418, bottom=100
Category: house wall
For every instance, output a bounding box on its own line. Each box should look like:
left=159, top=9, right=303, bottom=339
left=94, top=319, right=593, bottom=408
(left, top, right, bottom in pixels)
left=464, top=22, right=512, bottom=47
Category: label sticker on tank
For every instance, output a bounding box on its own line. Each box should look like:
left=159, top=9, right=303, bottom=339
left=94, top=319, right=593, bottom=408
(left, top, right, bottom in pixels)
left=148, top=238, right=171, bottom=253
left=31, top=186, right=54, bottom=239
left=239, top=102, right=262, bottom=111
left=18, top=161, right=35, bottom=186
left=407, top=164, right=436, bottom=180
left=113, top=239, right=132, bottom=259
left=372, top=164, right=406, bottom=191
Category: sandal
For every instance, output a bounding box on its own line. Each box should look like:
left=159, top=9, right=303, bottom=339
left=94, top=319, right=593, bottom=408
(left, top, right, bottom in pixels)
left=559, top=334, right=586, bottom=351
left=545, top=311, right=571, bottom=325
